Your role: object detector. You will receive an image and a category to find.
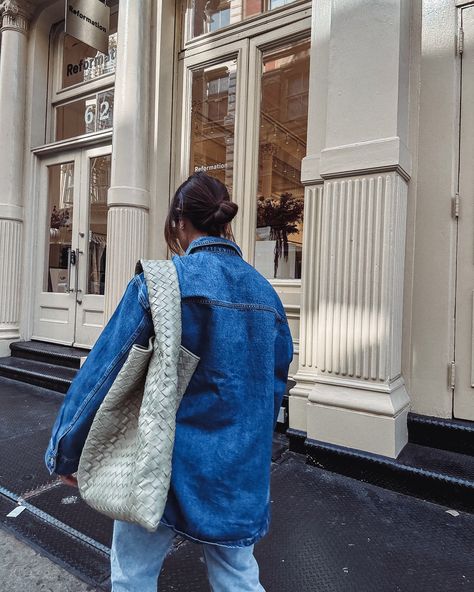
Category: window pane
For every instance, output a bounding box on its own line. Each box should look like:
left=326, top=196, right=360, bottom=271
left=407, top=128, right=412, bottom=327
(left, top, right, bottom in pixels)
left=254, top=38, right=310, bottom=280
left=87, top=155, right=110, bottom=295
left=55, top=89, right=114, bottom=141
left=45, top=163, right=74, bottom=293
left=190, top=60, right=237, bottom=195
left=186, top=0, right=299, bottom=41
left=61, top=10, right=118, bottom=89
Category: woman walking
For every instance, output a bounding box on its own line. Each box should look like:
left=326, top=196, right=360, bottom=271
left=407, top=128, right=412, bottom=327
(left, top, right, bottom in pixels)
left=45, top=172, right=294, bottom=591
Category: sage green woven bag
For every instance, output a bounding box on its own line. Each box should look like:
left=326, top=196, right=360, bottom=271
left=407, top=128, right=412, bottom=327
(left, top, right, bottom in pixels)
left=77, top=259, right=199, bottom=532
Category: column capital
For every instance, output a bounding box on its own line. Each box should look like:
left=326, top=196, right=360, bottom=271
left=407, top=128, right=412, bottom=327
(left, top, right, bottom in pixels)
left=0, top=0, right=34, bottom=34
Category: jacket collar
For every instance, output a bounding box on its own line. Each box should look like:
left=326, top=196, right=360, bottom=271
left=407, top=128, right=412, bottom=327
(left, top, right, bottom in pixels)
left=184, top=236, right=242, bottom=257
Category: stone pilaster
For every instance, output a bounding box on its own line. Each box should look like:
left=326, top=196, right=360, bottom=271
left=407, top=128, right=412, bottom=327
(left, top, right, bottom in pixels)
left=291, top=0, right=412, bottom=457
left=0, top=0, right=34, bottom=356
left=104, top=0, right=152, bottom=321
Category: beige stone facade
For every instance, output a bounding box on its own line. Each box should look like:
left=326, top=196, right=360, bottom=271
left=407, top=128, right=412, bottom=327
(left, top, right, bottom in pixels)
left=0, top=0, right=472, bottom=457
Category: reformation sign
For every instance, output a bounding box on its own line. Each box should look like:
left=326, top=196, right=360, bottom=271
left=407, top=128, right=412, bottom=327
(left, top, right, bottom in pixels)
left=65, top=0, right=110, bottom=54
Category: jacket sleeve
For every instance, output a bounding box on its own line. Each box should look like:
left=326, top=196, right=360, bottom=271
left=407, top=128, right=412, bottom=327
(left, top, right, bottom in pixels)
left=44, top=273, right=154, bottom=476
left=273, top=318, right=294, bottom=428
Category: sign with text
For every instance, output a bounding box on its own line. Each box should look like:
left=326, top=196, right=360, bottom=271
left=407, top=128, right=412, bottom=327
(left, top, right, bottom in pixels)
left=65, top=0, right=110, bottom=55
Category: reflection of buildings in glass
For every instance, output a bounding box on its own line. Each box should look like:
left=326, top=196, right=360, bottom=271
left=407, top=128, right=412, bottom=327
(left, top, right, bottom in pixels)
left=88, top=156, right=110, bottom=295
left=84, top=33, right=118, bottom=82
left=61, top=5, right=118, bottom=89
left=258, top=43, right=309, bottom=248
left=191, top=62, right=236, bottom=193
left=190, top=0, right=298, bottom=38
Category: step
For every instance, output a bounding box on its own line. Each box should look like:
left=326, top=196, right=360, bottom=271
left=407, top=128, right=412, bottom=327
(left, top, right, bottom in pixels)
left=10, top=340, right=88, bottom=370
left=0, top=357, right=77, bottom=394
left=304, top=437, right=474, bottom=514
left=408, top=412, right=474, bottom=457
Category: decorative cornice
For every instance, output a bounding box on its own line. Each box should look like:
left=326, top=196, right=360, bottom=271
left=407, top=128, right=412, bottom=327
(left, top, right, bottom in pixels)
left=0, top=0, right=35, bottom=34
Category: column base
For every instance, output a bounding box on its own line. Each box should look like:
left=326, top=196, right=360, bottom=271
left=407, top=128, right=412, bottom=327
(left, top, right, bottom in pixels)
left=306, top=380, right=410, bottom=458
left=0, top=330, right=20, bottom=357
left=288, top=371, right=317, bottom=432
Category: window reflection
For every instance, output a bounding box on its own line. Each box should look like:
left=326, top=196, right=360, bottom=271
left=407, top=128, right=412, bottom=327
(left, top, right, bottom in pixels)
left=87, top=156, right=110, bottom=295
left=254, top=38, right=310, bottom=280
left=55, top=89, right=114, bottom=141
left=61, top=10, right=118, bottom=89
left=190, top=60, right=237, bottom=194
left=187, top=0, right=299, bottom=41
left=46, top=163, right=74, bottom=293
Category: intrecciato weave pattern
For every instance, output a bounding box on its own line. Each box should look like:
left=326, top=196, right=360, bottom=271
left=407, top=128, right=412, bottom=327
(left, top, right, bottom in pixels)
left=77, top=260, right=199, bottom=531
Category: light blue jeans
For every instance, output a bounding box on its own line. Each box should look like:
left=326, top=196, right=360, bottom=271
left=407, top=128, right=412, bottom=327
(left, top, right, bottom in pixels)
left=111, top=521, right=266, bottom=592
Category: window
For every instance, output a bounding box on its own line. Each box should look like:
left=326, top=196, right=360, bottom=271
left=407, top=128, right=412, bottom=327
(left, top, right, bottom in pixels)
left=185, top=0, right=300, bottom=41
left=61, top=10, right=118, bottom=89
left=254, top=39, right=310, bottom=279
left=190, top=61, right=237, bottom=195
left=48, top=2, right=119, bottom=143
left=180, top=3, right=310, bottom=281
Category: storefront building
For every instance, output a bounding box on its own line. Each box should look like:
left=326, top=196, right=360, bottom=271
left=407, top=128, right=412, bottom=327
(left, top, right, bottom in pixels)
left=0, top=0, right=472, bottom=459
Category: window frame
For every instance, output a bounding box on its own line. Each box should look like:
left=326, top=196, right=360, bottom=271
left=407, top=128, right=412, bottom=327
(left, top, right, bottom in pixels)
left=46, top=4, right=119, bottom=145
left=176, top=3, right=311, bottom=285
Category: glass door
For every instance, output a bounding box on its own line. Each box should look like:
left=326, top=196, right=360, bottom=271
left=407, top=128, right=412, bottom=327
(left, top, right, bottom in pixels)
left=176, top=16, right=311, bottom=371
left=176, top=39, right=249, bottom=244
left=74, top=146, right=111, bottom=348
left=33, top=145, right=111, bottom=348
left=243, top=23, right=310, bottom=279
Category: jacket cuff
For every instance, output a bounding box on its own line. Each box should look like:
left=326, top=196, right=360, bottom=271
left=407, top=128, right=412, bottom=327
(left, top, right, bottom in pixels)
left=45, top=450, right=79, bottom=476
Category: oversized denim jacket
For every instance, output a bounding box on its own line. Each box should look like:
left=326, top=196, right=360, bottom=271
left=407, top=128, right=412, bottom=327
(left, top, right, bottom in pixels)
left=45, top=236, right=294, bottom=547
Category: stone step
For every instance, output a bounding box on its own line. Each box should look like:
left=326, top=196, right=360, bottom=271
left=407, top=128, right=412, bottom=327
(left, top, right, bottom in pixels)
left=10, top=340, right=88, bottom=370
left=0, top=356, right=77, bottom=394
left=303, top=437, right=474, bottom=514
left=408, top=412, right=474, bottom=457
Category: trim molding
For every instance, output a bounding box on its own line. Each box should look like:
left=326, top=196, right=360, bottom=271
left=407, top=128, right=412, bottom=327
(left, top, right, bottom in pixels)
left=302, top=137, right=412, bottom=184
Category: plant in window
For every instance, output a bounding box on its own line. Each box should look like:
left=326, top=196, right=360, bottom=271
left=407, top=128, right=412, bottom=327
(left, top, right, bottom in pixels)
left=50, top=205, right=71, bottom=229
left=257, top=192, right=304, bottom=277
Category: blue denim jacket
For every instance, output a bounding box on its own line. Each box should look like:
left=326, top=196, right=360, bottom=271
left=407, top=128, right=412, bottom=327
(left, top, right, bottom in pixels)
left=45, top=236, right=293, bottom=546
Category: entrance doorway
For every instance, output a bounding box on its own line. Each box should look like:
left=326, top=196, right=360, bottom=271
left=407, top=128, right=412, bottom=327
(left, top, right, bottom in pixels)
left=175, top=6, right=311, bottom=369
left=33, top=145, right=111, bottom=349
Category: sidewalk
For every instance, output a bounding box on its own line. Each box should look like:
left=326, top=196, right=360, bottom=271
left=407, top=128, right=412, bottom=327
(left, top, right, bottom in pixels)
left=1, top=375, right=474, bottom=591
left=0, top=527, right=93, bottom=592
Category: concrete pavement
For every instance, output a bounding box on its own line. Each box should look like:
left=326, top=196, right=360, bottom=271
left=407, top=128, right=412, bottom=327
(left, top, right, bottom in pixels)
left=0, top=527, right=96, bottom=591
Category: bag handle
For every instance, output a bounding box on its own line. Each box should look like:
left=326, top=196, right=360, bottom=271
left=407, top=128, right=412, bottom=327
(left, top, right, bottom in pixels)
left=140, top=259, right=182, bottom=358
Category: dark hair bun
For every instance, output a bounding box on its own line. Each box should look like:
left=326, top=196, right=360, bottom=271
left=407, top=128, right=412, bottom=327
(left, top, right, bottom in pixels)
left=213, top=201, right=238, bottom=225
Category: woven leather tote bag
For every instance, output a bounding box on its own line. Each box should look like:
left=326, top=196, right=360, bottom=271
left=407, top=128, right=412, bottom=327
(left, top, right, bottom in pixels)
left=77, top=259, right=199, bottom=531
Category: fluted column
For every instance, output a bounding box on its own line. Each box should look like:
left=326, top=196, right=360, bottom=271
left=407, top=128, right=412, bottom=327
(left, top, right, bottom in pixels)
left=291, top=0, right=412, bottom=457
left=0, top=0, right=34, bottom=356
left=104, top=0, right=151, bottom=321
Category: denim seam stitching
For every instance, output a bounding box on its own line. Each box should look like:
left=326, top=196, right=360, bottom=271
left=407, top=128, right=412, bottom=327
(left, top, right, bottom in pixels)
left=185, top=297, right=284, bottom=322
left=159, top=517, right=269, bottom=548
left=185, top=237, right=242, bottom=256
left=189, top=246, right=241, bottom=255
left=134, top=274, right=150, bottom=311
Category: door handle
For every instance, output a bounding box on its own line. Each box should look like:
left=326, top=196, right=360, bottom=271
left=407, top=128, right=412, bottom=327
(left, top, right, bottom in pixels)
left=74, top=247, right=83, bottom=303
left=66, top=247, right=73, bottom=293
